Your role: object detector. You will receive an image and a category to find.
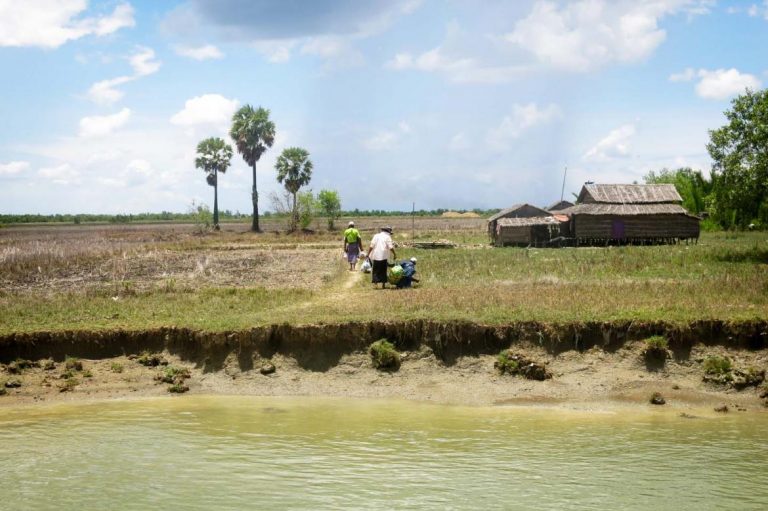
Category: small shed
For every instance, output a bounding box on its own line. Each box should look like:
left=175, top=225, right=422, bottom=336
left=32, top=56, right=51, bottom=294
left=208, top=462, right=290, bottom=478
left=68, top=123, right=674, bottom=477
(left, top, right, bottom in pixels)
left=495, top=215, right=569, bottom=246
left=487, top=204, right=552, bottom=244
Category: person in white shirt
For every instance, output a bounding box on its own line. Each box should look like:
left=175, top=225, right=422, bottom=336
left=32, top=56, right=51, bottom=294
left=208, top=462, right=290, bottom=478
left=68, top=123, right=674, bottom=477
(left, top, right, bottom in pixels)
left=367, top=226, right=396, bottom=288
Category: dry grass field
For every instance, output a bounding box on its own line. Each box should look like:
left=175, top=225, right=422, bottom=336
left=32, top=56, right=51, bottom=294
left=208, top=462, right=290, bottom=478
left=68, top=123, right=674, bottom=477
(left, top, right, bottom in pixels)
left=0, top=220, right=766, bottom=334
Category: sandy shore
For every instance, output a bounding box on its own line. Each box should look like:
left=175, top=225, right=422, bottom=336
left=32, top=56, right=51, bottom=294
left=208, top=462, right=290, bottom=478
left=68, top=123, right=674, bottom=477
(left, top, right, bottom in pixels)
left=2, top=340, right=766, bottom=415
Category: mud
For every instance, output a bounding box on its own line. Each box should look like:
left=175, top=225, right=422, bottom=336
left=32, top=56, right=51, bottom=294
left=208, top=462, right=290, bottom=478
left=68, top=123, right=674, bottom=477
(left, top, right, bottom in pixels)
left=1, top=319, right=766, bottom=410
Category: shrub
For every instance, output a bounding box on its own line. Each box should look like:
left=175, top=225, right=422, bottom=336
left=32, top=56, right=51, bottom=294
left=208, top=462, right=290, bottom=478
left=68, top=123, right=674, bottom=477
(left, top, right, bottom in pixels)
left=495, top=350, right=552, bottom=381
left=369, top=339, right=401, bottom=371
left=136, top=352, right=168, bottom=367
left=110, top=362, right=124, bottom=373
left=703, top=355, right=732, bottom=375
left=65, top=356, right=83, bottom=372
left=155, top=366, right=191, bottom=384
left=59, top=377, right=79, bottom=392
left=168, top=383, right=189, bottom=394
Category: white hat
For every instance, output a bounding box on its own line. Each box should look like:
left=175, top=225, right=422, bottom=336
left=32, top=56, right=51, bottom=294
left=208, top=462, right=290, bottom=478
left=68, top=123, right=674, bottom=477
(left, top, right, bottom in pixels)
left=410, top=257, right=417, bottom=263
left=348, top=221, right=354, bottom=226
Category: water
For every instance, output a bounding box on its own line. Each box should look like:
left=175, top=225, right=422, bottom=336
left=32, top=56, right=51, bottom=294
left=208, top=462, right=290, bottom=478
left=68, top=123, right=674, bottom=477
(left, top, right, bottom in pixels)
left=1, top=396, right=766, bottom=510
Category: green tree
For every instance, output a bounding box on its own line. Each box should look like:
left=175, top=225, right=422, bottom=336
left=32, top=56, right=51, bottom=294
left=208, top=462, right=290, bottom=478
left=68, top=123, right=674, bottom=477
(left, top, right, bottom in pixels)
left=275, top=147, right=313, bottom=232
left=643, top=167, right=712, bottom=214
left=297, top=190, right=317, bottom=231
left=317, top=189, right=341, bottom=230
left=230, top=105, right=276, bottom=232
left=707, top=89, right=768, bottom=228
left=195, top=137, right=233, bottom=230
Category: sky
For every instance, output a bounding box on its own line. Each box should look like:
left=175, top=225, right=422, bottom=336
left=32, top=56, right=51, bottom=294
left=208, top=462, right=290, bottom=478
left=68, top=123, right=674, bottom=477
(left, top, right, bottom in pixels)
left=1, top=0, right=767, bottom=214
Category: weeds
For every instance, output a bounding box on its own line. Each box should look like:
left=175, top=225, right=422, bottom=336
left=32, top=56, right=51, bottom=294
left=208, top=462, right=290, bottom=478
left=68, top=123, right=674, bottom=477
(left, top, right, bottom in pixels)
left=154, top=366, right=191, bottom=384
left=110, top=362, right=124, bottom=373
left=59, top=377, right=79, bottom=392
left=495, top=350, right=552, bottom=380
left=703, top=355, right=732, bottom=376
left=135, top=352, right=168, bottom=367
left=65, top=356, right=83, bottom=371
left=369, top=339, right=401, bottom=371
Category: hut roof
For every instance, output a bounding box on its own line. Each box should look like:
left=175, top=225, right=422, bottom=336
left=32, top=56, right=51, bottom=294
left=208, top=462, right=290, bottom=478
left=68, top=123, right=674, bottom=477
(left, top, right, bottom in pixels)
left=488, top=203, right=552, bottom=222
left=497, top=216, right=564, bottom=227
left=558, top=203, right=692, bottom=216
left=578, top=184, right=682, bottom=204
left=546, top=200, right=574, bottom=211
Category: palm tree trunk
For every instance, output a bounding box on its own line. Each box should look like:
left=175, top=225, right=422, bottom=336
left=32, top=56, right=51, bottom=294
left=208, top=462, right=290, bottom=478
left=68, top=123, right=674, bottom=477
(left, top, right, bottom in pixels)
left=213, top=167, right=220, bottom=230
left=291, top=191, right=298, bottom=232
left=251, top=161, right=260, bottom=232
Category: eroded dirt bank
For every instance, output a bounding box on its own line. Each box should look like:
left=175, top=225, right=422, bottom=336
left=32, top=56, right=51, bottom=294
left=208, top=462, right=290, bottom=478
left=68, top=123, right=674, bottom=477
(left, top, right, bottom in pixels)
left=1, top=320, right=767, bottom=411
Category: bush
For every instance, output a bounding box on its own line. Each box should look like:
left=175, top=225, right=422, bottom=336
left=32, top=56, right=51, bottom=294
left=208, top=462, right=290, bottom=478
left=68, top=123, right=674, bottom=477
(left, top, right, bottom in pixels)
left=703, top=355, right=732, bottom=375
left=495, top=350, right=552, bottom=380
left=65, top=357, right=83, bottom=372
left=155, top=366, right=191, bottom=384
left=369, top=339, right=401, bottom=371
left=110, top=362, right=124, bottom=373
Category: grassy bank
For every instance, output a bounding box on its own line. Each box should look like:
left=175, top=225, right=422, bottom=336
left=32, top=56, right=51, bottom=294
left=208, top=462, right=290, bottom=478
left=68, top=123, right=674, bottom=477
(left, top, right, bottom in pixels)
left=0, top=227, right=766, bottom=334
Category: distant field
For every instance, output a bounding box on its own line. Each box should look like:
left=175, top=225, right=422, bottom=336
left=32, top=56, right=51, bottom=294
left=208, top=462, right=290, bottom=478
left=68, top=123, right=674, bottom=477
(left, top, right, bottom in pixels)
left=0, top=221, right=766, bottom=333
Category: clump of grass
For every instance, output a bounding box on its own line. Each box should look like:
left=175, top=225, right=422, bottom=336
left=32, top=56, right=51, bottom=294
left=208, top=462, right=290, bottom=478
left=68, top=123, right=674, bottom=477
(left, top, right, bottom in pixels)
left=65, top=356, right=83, bottom=372
left=4, top=378, right=21, bottom=388
left=495, top=350, right=552, bottom=380
left=168, top=383, right=189, bottom=393
left=135, top=351, right=168, bottom=367
left=5, top=359, right=38, bottom=374
left=0, top=386, right=6, bottom=396
left=42, top=359, right=56, bottom=371
left=82, top=369, right=93, bottom=378
left=110, top=362, right=124, bottom=373
left=59, top=377, right=79, bottom=392
left=642, top=335, right=669, bottom=369
left=154, top=366, right=191, bottom=384
left=369, top=339, right=401, bottom=371
left=703, top=355, right=732, bottom=375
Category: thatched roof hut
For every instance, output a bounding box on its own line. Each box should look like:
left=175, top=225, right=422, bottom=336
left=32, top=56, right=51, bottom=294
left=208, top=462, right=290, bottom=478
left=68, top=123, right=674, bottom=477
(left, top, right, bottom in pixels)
left=495, top=215, right=569, bottom=246
left=487, top=204, right=552, bottom=244
left=546, top=200, right=574, bottom=211
left=561, top=184, right=699, bottom=244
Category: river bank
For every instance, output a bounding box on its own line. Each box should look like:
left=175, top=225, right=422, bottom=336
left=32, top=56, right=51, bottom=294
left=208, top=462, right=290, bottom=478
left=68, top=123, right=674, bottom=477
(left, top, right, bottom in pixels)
left=2, top=320, right=766, bottom=412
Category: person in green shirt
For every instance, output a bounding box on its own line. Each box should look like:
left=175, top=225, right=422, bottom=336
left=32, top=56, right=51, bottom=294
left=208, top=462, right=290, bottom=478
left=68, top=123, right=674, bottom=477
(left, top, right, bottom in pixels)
left=343, top=221, right=363, bottom=270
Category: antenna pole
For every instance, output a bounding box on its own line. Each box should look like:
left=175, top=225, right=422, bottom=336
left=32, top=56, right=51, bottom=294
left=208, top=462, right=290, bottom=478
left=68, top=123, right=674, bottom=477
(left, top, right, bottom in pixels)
left=560, top=165, right=568, bottom=202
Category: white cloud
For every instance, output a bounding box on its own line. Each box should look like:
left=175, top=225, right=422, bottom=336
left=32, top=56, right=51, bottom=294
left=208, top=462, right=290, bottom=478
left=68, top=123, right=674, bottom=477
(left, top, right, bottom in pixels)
left=363, top=121, right=413, bottom=151
left=38, top=163, right=79, bottom=185
left=129, top=46, right=161, bottom=76
left=0, top=161, right=30, bottom=175
left=79, top=108, right=131, bottom=138
left=387, top=46, right=526, bottom=84
left=300, top=36, right=365, bottom=67
left=175, top=44, right=224, bottom=60
left=449, top=133, right=469, bottom=151
left=507, top=0, right=711, bottom=72
left=87, top=76, right=132, bottom=105
left=583, top=124, right=636, bottom=161
left=170, top=94, right=239, bottom=128
left=0, top=1, right=134, bottom=48
left=669, top=67, right=762, bottom=99
left=86, top=47, right=161, bottom=105
left=486, top=103, right=561, bottom=149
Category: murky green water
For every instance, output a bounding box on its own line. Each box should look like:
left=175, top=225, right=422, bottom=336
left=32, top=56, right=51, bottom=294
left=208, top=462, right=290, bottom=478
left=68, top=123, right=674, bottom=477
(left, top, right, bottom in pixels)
left=1, top=397, right=767, bottom=510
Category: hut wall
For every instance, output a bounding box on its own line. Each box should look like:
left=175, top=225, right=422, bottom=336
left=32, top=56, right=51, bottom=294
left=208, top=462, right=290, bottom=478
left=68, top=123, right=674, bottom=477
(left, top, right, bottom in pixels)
left=573, top=214, right=700, bottom=240
left=496, top=226, right=531, bottom=245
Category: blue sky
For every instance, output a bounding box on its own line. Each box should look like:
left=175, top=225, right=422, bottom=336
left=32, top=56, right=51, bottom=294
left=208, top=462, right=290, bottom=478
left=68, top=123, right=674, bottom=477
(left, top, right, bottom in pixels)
left=1, top=0, right=767, bottom=214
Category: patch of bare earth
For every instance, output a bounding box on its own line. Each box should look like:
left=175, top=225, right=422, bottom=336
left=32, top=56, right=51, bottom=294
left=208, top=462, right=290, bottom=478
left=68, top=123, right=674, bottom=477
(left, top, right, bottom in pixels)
left=2, top=342, right=765, bottom=415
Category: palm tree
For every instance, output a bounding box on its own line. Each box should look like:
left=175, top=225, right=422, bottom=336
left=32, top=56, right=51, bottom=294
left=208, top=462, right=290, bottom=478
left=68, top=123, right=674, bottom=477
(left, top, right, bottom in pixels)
left=195, top=137, right=233, bottom=230
left=275, top=147, right=313, bottom=232
left=229, top=105, right=276, bottom=232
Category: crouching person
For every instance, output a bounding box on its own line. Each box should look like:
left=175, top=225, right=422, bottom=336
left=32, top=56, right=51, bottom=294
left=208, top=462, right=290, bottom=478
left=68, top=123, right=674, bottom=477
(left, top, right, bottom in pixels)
left=396, top=257, right=419, bottom=289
